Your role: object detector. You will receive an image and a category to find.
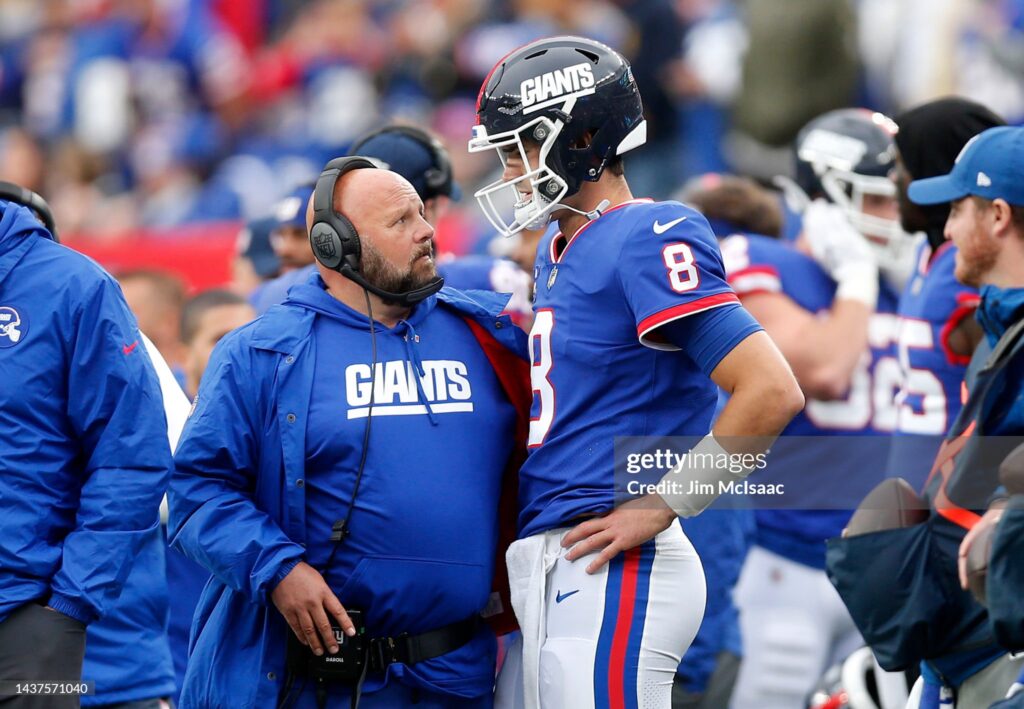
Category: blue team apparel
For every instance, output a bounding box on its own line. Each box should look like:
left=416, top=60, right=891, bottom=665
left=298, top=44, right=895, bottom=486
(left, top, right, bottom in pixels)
left=82, top=526, right=176, bottom=705
left=438, top=255, right=526, bottom=293
left=169, top=274, right=527, bottom=708
left=0, top=200, right=174, bottom=703
left=253, top=257, right=528, bottom=318
left=0, top=200, right=171, bottom=626
left=520, top=199, right=759, bottom=538
left=165, top=541, right=209, bottom=702
left=908, top=126, right=1024, bottom=206
left=250, top=264, right=315, bottom=314
left=722, top=233, right=899, bottom=569
left=887, top=241, right=978, bottom=489
left=436, top=255, right=532, bottom=325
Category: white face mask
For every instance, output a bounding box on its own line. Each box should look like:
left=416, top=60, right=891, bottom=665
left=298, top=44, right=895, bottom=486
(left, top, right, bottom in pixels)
left=468, top=117, right=569, bottom=238
left=820, top=169, right=921, bottom=291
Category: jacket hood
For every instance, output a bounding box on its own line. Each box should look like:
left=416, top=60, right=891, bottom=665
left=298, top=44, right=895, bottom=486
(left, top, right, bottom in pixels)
left=0, top=200, right=54, bottom=250
left=978, top=285, right=1024, bottom=346
left=0, top=201, right=57, bottom=287
left=251, top=270, right=526, bottom=362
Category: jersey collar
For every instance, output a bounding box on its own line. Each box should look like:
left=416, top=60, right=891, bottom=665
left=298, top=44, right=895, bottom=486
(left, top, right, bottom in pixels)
left=549, top=198, right=654, bottom=264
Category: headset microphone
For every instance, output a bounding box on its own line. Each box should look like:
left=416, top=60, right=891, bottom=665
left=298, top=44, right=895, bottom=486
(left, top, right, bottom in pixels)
left=335, top=264, right=444, bottom=308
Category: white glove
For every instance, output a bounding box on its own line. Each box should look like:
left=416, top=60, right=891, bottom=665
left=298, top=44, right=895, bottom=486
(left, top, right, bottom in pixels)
left=801, top=199, right=879, bottom=308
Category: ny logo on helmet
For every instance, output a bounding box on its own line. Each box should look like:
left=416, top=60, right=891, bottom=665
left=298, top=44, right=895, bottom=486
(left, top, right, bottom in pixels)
left=520, top=62, right=596, bottom=114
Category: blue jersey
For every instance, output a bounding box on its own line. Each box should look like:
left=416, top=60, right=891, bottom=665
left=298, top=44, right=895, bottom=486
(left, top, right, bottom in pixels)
left=520, top=199, right=750, bottom=538
left=722, top=234, right=899, bottom=568
left=887, top=241, right=978, bottom=489
left=437, top=255, right=532, bottom=324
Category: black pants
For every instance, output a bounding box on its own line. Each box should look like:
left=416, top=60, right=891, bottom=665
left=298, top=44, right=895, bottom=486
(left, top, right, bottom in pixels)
left=0, top=602, right=86, bottom=709
left=672, top=652, right=742, bottom=709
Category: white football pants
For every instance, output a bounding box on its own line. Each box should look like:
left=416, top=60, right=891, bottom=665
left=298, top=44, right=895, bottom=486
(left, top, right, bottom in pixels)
left=730, top=545, right=863, bottom=709
left=496, top=522, right=706, bottom=709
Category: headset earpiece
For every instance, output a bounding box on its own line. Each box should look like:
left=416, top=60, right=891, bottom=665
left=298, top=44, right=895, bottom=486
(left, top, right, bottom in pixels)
left=310, top=156, right=380, bottom=273
left=0, top=181, right=58, bottom=243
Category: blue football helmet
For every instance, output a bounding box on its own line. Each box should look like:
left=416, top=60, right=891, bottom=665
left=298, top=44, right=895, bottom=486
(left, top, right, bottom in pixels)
left=793, top=108, right=920, bottom=287
left=794, top=108, right=904, bottom=246
left=469, top=36, right=647, bottom=236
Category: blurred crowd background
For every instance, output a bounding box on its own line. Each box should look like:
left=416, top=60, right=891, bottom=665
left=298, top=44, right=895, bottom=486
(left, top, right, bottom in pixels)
left=0, top=0, right=1022, bottom=264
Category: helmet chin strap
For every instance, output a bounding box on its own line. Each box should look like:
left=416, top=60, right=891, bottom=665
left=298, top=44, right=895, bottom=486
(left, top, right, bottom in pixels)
left=550, top=198, right=612, bottom=222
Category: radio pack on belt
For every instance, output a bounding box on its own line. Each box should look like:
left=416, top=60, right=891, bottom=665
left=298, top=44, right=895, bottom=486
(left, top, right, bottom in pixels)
left=283, top=608, right=479, bottom=709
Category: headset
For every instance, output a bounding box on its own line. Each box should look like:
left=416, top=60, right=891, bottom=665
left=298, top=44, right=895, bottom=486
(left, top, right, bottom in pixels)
left=0, top=181, right=58, bottom=242
left=349, top=125, right=454, bottom=200
left=309, top=155, right=443, bottom=307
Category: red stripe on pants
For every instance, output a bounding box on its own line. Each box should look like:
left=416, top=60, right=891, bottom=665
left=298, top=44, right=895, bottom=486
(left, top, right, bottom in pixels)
left=607, top=547, right=641, bottom=708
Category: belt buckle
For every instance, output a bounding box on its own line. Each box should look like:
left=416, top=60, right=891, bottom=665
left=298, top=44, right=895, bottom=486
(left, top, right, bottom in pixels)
left=369, top=636, right=396, bottom=672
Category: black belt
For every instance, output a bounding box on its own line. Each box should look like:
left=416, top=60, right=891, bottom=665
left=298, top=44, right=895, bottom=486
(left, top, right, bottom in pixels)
left=367, top=615, right=479, bottom=672
left=279, top=615, right=481, bottom=709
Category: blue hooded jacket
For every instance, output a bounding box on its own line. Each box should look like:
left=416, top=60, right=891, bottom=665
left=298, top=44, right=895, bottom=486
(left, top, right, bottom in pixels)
left=169, top=275, right=528, bottom=708
left=0, top=200, right=172, bottom=626
left=81, top=525, right=176, bottom=705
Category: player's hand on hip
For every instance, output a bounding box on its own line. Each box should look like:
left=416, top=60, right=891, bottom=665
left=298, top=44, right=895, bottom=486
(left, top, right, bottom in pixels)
left=562, top=496, right=676, bottom=574
left=272, top=560, right=356, bottom=656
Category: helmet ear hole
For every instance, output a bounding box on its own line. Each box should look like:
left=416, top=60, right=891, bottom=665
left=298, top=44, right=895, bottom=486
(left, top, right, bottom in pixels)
left=571, top=131, right=593, bottom=150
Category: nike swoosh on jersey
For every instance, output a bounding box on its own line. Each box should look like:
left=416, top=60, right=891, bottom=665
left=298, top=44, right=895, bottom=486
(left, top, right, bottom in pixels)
left=555, top=589, right=580, bottom=604
left=653, top=216, right=687, bottom=234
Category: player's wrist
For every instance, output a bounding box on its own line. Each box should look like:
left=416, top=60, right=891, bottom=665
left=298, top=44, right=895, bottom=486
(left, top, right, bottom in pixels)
left=645, top=494, right=677, bottom=524
left=656, top=434, right=756, bottom=518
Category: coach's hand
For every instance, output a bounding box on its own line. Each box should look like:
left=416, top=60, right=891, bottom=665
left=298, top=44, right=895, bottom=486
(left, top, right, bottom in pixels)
left=272, top=561, right=355, bottom=656
left=562, top=496, right=676, bottom=573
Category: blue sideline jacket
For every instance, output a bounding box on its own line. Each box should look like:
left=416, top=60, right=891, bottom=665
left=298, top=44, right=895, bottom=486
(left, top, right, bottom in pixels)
left=169, top=279, right=528, bottom=708
left=0, top=200, right=172, bottom=629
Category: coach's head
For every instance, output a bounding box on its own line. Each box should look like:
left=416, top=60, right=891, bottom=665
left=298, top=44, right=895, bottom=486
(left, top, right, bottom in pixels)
left=305, top=161, right=439, bottom=318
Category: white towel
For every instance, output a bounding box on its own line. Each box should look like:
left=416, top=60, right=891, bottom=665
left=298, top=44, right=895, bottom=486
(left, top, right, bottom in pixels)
left=504, top=531, right=563, bottom=709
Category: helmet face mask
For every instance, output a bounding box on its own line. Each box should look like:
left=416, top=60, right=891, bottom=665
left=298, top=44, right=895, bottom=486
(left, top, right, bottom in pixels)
left=469, top=116, right=569, bottom=236
left=820, top=168, right=921, bottom=290
left=470, top=36, right=647, bottom=237
left=796, top=109, right=921, bottom=290
left=819, top=168, right=901, bottom=243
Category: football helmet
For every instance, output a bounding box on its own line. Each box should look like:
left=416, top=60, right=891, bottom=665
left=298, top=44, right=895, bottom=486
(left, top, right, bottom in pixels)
left=795, top=111, right=915, bottom=247
left=469, top=36, right=647, bottom=236
left=794, top=108, right=920, bottom=288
